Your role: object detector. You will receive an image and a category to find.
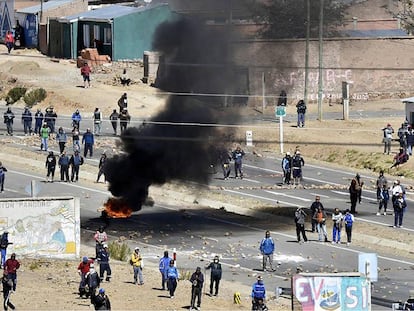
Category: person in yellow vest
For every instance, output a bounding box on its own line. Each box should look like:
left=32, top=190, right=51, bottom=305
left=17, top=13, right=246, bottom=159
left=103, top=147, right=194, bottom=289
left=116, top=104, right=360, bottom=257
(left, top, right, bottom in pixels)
left=130, top=247, right=144, bottom=285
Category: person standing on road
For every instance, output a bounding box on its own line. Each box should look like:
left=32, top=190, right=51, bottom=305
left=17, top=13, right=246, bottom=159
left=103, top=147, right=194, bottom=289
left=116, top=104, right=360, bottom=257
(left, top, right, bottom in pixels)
left=4, top=253, right=20, bottom=292
left=56, top=127, right=67, bottom=154
left=109, top=109, right=119, bottom=136
left=218, top=149, right=232, bottom=180
left=45, top=151, right=56, bottom=182
left=259, top=230, right=274, bottom=272
left=97, top=244, right=111, bottom=282
left=119, top=108, right=131, bottom=133
left=313, top=206, right=328, bottom=242
left=251, top=276, right=266, bottom=311
left=130, top=247, right=144, bottom=285
left=3, top=107, right=14, bottom=136
left=34, top=109, right=43, bottom=135
left=294, top=207, right=308, bottom=243
left=97, top=152, right=107, bottom=183
left=292, top=151, right=305, bottom=186
left=69, top=150, right=84, bottom=182
left=40, top=123, right=50, bottom=151
left=343, top=209, right=354, bottom=246
left=93, top=108, right=102, bottom=136
left=376, top=170, right=388, bottom=202
left=159, top=251, right=171, bottom=290
left=382, top=123, right=394, bottom=155
left=349, top=178, right=359, bottom=214
left=310, top=196, right=324, bottom=232
left=189, top=267, right=204, bottom=311
left=377, top=184, right=389, bottom=216
left=21, top=107, right=32, bottom=135
left=393, top=192, right=407, bottom=228
left=281, top=152, right=292, bottom=185
left=0, top=162, right=8, bottom=193
left=296, top=99, right=307, bottom=128
left=332, top=208, right=343, bottom=244
left=355, top=173, right=364, bottom=204
left=71, top=126, right=80, bottom=152
left=44, top=107, right=57, bottom=134
left=205, top=255, right=222, bottom=296
left=232, top=145, right=245, bottom=179
left=71, top=109, right=82, bottom=130
left=58, top=151, right=70, bottom=182
left=82, top=128, right=94, bottom=158
left=166, top=259, right=179, bottom=298
left=81, top=62, right=91, bottom=88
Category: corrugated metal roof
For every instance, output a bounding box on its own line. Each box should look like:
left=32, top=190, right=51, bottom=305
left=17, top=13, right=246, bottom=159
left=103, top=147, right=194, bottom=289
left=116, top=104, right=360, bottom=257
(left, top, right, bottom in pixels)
left=17, top=0, right=75, bottom=14
left=60, top=4, right=167, bottom=23
left=343, top=29, right=409, bottom=37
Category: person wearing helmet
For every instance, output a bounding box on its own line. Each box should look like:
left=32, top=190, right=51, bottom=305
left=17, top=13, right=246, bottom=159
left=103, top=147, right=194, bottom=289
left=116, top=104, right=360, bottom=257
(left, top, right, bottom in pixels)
left=205, top=255, right=222, bottom=296
left=92, top=287, right=111, bottom=310
left=130, top=247, right=144, bottom=285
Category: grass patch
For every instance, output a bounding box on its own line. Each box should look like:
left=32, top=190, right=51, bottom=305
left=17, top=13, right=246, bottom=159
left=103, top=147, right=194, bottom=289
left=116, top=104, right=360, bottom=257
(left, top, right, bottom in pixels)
left=108, top=241, right=130, bottom=262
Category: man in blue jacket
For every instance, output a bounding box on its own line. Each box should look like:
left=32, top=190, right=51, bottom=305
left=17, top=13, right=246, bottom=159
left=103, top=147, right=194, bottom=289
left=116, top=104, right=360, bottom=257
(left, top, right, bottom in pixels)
left=259, top=230, right=275, bottom=272
left=82, top=128, right=94, bottom=158
left=159, top=251, right=171, bottom=290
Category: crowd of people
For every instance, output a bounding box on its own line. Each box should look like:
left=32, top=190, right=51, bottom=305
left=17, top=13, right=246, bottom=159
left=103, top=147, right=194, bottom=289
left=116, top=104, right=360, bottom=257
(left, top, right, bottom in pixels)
left=382, top=121, right=413, bottom=168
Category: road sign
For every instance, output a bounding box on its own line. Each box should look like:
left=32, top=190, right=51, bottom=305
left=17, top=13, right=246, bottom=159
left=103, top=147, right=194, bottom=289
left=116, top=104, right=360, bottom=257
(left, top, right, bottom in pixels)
left=275, top=106, right=286, bottom=117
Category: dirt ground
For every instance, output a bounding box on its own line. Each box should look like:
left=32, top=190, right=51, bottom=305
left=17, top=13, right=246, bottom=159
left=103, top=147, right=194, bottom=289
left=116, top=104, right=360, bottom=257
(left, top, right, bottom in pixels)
left=0, top=45, right=413, bottom=310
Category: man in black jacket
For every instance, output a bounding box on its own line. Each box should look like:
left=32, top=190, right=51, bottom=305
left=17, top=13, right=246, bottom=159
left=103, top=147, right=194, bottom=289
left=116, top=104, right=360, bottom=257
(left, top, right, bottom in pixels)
left=92, top=288, right=111, bottom=310
left=205, top=255, right=222, bottom=296
left=189, top=267, right=204, bottom=311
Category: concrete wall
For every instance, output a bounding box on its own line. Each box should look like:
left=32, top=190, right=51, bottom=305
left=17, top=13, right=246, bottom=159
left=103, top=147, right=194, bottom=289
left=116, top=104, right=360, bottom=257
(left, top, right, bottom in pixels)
left=231, top=37, right=414, bottom=105
left=38, top=0, right=88, bottom=24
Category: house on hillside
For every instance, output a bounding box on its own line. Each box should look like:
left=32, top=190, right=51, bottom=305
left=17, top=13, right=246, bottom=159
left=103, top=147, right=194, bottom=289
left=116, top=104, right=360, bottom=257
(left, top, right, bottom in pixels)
left=15, top=0, right=87, bottom=51
left=48, top=3, right=179, bottom=61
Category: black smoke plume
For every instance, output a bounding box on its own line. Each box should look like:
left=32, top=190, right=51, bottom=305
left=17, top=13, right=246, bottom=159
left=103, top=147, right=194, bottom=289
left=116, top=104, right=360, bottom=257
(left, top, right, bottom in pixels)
left=104, top=17, right=240, bottom=211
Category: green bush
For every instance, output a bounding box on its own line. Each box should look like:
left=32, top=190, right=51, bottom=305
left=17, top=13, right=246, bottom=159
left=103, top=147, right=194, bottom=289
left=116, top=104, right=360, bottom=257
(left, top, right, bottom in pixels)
left=23, top=88, right=47, bottom=107
left=6, top=86, right=27, bottom=104
left=108, top=241, right=130, bottom=262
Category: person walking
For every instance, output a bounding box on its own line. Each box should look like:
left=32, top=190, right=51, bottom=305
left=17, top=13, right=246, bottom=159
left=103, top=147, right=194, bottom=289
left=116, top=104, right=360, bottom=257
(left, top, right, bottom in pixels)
left=205, top=255, right=222, bottom=296
left=355, top=173, right=364, bottom=204
left=97, top=244, right=111, bottom=282
left=296, top=99, right=307, bottom=128
left=119, top=108, right=131, bottom=133
left=69, top=150, right=84, bottom=182
left=94, top=226, right=108, bottom=259
left=0, top=162, right=7, bottom=193
left=159, top=251, right=171, bottom=290
left=44, top=107, right=57, bottom=134
left=281, top=152, right=292, bottom=185
left=313, top=206, right=328, bottom=242
left=77, top=256, right=94, bottom=298
left=109, top=110, right=119, bottom=136
left=45, top=151, right=56, bottom=182
left=93, top=108, right=102, bottom=136
left=3, top=107, right=14, bottom=136
left=58, top=151, right=70, bottom=182
left=4, top=31, right=14, bottom=54
left=71, top=109, right=82, bottom=130
left=130, top=247, right=144, bottom=285
left=331, top=208, right=343, bottom=244
left=349, top=177, right=359, bottom=214
left=232, top=145, right=245, bottom=179
left=72, top=126, right=81, bottom=152
left=4, top=253, right=20, bottom=292
left=92, top=288, right=111, bottom=310
left=294, top=207, right=308, bottom=243
left=96, top=152, right=107, bottom=183
left=166, top=259, right=179, bottom=298
left=21, top=107, right=32, bottom=135
left=343, top=209, right=354, bottom=246
left=0, top=232, right=12, bottom=267
left=251, top=276, right=266, bottom=311
left=189, top=267, right=204, bottom=311
left=117, top=93, right=128, bottom=112
left=81, top=62, right=91, bottom=88
left=85, top=263, right=100, bottom=301
left=377, top=184, right=389, bottom=216
left=382, top=123, right=394, bottom=155
left=310, top=196, right=324, bottom=232
left=34, top=109, right=43, bottom=135
left=2, top=272, right=15, bottom=311
left=393, top=192, right=407, bottom=228
left=40, top=123, right=50, bottom=151
left=259, top=230, right=274, bottom=272
left=376, top=170, right=388, bottom=203
left=82, top=128, right=94, bottom=158
left=56, top=127, right=67, bottom=154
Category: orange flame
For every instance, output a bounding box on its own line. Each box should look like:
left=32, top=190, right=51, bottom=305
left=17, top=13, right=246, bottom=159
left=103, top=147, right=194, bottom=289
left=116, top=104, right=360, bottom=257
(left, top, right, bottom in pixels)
left=103, top=198, right=133, bottom=218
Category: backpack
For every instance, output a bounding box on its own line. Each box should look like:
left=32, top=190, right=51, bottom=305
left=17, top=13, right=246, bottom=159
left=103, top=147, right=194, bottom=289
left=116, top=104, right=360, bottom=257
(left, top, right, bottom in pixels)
left=344, top=214, right=353, bottom=226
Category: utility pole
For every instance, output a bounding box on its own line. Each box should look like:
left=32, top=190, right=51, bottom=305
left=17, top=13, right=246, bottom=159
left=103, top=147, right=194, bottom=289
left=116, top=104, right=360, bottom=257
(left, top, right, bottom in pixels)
left=317, top=0, right=324, bottom=121
left=304, top=0, right=310, bottom=103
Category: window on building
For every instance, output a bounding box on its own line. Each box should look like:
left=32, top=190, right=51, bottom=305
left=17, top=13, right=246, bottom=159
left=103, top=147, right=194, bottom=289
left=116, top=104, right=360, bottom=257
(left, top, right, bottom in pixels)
left=103, top=27, right=112, bottom=45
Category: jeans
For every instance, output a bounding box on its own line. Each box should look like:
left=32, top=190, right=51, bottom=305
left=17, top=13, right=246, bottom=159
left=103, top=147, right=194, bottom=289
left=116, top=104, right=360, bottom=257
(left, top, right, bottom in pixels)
left=94, top=123, right=101, bottom=135
left=262, top=253, right=273, bottom=271
left=297, top=113, right=305, bottom=127
left=332, top=224, right=341, bottom=243
left=41, top=137, right=48, bottom=151
left=167, top=278, right=177, bottom=297
left=133, top=266, right=143, bottom=284
left=394, top=208, right=404, bottom=227
left=317, top=223, right=328, bottom=241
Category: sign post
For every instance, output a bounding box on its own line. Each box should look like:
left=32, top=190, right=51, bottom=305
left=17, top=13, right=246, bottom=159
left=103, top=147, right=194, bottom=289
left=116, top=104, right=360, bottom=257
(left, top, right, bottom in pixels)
left=275, top=106, right=286, bottom=154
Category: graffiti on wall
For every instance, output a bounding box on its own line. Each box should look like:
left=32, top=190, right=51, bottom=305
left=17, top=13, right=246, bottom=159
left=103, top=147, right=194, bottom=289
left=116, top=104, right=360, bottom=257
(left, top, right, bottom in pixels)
left=0, top=197, right=80, bottom=259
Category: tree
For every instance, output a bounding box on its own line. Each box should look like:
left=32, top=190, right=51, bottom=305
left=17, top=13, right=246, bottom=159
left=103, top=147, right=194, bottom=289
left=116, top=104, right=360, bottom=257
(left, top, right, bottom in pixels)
left=245, top=0, right=349, bottom=39
left=390, top=0, right=414, bottom=34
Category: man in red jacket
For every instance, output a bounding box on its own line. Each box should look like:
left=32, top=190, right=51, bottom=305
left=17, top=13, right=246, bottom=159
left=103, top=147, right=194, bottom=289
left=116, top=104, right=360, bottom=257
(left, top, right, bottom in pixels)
left=77, top=256, right=94, bottom=297
left=4, top=253, right=20, bottom=291
left=4, top=31, right=14, bottom=54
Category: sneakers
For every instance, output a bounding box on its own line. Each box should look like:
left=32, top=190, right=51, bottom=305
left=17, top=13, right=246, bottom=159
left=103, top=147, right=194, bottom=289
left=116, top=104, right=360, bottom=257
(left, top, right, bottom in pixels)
left=170, top=295, right=174, bottom=299
left=376, top=212, right=380, bottom=216
left=383, top=212, right=387, bottom=216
